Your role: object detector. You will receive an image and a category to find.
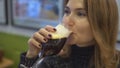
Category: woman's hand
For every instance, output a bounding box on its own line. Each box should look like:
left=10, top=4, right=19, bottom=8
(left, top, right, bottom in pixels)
left=26, top=25, right=56, bottom=58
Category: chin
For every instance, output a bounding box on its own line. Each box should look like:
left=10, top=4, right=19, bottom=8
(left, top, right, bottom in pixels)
left=65, top=33, right=78, bottom=45
left=66, top=38, right=76, bottom=45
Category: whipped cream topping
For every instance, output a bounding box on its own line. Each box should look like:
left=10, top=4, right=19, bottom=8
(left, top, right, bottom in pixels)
left=51, top=24, right=72, bottom=39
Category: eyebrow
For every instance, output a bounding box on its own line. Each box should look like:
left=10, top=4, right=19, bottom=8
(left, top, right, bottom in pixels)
left=65, top=6, right=85, bottom=11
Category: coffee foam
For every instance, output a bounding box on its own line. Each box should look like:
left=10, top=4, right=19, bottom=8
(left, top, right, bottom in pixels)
left=51, top=24, right=71, bottom=39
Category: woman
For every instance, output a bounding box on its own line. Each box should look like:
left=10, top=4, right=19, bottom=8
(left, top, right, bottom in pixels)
left=19, top=0, right=120, bottom=68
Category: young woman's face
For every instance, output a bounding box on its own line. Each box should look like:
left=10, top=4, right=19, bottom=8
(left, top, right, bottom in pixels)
left=62, top=0, right=94, bottom=47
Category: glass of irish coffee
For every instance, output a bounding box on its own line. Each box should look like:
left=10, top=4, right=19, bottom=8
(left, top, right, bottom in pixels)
left=33, top=24, right=71, bottom=67
left=40, top=24, right=71, bottom=57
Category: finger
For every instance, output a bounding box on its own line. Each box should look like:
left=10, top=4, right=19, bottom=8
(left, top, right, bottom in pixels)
left=38, top=28, right=52, bottom=39
left=33, top=32, right=47, bottom=43
left=58, top=49, right=64, bottom=55
left=45, top=25, right=56, bottom=32
left=28, top=38, right=41, bottom=48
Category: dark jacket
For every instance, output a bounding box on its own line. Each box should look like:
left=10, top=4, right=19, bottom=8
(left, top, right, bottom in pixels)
left=19, top=45, right=120, bottom=68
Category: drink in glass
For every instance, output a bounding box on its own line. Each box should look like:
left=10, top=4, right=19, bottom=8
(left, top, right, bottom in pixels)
left=41, top=24, right=71, bottom=57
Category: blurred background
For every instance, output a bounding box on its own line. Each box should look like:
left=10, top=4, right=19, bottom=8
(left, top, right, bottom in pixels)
left=0, top=0, right=119, bottom=68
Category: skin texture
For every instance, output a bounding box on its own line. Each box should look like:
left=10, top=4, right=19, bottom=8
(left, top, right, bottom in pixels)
left=26, top=0, right=94, bottom=58
left=62, top=0, right=94, bottom=47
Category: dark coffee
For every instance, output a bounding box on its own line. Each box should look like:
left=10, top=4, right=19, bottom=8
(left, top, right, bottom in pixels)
left=41, top=38, right=67, bottom=57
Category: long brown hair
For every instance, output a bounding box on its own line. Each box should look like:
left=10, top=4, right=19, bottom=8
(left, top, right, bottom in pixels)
left=62, top=0, right=119, bottom=68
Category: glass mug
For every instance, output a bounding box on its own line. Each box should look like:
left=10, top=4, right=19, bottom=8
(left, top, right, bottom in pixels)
left=40, top=24, right=71, bottom=57
left=33, top=24, right=71, bottom=67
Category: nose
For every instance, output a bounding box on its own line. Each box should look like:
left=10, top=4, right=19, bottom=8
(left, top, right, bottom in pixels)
left=62, top=14, right=75, bottom=27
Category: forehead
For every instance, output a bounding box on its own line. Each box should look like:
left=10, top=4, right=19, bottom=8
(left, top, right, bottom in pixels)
left=67, top=0, right=84, bottom=9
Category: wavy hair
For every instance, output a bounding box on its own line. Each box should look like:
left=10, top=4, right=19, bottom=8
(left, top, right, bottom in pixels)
left=61, top=0, right=119, bottom=68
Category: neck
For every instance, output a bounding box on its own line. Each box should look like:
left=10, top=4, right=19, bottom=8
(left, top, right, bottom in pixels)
left=76, top=40, right=95, bottom=47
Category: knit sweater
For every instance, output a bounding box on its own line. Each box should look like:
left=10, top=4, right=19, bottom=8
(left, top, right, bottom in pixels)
left=36, top=45, right=94, bottom=68
left=19, top=45, right=120, bottom=68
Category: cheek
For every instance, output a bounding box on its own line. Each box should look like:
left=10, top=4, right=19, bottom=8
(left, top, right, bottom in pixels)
left=62, top=16, right=70, bottom=26
left=62, top=17, right=69, bottom=29
left=62, top=16, right=67, bottom=25
left=62, top=16, right=75, bottom=30
left=73, top=23, right=89, bottom=34
left=78, top=24, right=92, bottom=37
left=80, top=26, right=93, bottom=42
left=73, top=20, right=93, bottom=40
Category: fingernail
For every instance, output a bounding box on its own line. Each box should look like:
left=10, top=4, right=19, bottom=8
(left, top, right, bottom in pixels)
left=39, top=44, right=41, bottom=47
left=44, top=38, right=47, bottom=41
left=48, top=34, right=52, bottom=38
left=53, top=28, right=56, bottom=31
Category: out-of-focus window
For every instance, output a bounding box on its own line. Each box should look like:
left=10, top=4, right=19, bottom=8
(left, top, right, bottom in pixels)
left=12, top=0, right=63, bottom=29
left=0, top=0, right=7, bottom=24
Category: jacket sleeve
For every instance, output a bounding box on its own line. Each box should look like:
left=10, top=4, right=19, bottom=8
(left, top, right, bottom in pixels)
left=18, top=52, right=39, bottom=68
